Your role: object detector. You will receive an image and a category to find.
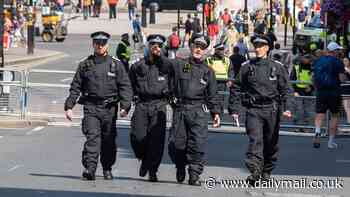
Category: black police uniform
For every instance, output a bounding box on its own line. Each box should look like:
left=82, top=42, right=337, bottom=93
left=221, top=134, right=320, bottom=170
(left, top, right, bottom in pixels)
left=129, top=34, right=172, bottom=182
left=229, top=36, right=291, bottom=183
left=64, top=31, right=132, bottom=180
left=168, top=34, right=219, bottom=186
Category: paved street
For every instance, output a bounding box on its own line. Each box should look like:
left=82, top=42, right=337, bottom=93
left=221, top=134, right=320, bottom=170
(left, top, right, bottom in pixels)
left=0, top=126, right=349, bottom=197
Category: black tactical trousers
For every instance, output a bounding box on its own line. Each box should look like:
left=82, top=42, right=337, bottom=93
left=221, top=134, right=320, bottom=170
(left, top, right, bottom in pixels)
left=244, top=106, right=281, bottom=175
left=216, top=81, right=227, bottom=116
left=82, top=104, right=117, bottom=173
left=168, top=104, right=208, bottom=176
left=130, top=100, right=167, bottom=173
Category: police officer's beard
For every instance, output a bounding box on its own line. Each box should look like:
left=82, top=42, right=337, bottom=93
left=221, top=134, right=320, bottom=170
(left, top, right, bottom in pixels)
left=150, top=53, right=162, bottom=64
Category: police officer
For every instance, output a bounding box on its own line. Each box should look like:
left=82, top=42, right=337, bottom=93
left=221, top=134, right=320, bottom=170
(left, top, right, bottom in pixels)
left=229, top=35, right=292, bottom=185
left=168, top=34, right=220, bottom=186
left=290, top=55, right=313, bottom=132
left=116, top=33, right=132, bottom=72
left=64, top=31, right=132, bottom=181
left=206, top=43, right=232, bottom=117
left=129, top=34, right=172, bottom=182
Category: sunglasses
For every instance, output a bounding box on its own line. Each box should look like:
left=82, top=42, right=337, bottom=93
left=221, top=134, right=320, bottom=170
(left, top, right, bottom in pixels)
left=93, top=40, right=108, bottom=46
left=253, top=43, right=267, bottom=49
left=192, top=43, right=206, bottom=50
left=149, top=42, right=163, bottom=48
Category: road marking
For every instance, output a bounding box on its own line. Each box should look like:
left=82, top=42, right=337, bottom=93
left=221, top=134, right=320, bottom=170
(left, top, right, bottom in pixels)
left=60, top=77, right=72, bottom=82
left=336, top=159, right=350, bottom=163
left=0, top=136, right=3, bottom=139
left=26, top=126, right=45, bottom=135
left=8, top=165, right=23, bottom=172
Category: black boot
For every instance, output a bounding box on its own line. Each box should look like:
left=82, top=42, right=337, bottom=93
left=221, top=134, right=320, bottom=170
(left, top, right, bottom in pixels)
left=246, top=173, right=260, bottom=187
left=176, top=167, right=186, bottom=183
left=103, top=170, right=113, bottom=180
left=188, top=174, right=201, bottom=186
left=139, top=162, right=148, bottom=177
left=148, top=172, right=158, bottom=182
left=261, top=172, right=271, bottom=182
left=82, top=169, right=95, bottom=181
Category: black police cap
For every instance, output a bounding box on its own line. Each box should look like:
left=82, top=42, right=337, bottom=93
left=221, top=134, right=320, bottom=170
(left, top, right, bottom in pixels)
left=91, top=31, right=111, bottom=40
left=213, top=43, right=225, bottom=50
left=121, top=33, right=129, bottom=40
left=251, top=35, right=270, bottom=45
left=190, top=34, right=210, bottom=49
left=147, top=34, right=166, bottom=44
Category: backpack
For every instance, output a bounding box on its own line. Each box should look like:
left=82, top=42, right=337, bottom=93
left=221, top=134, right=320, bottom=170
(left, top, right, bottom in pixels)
left=169, top=34, right=180, bottom=49
left=313, top=56, right=338, bottom=88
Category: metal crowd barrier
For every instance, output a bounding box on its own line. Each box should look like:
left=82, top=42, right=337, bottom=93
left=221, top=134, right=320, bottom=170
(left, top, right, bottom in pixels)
left=1, top=66, right=350, bottom=135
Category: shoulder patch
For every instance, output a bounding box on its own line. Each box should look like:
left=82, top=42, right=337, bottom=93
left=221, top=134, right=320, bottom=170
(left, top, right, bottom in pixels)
left=78, top=56, right=88, bottom=63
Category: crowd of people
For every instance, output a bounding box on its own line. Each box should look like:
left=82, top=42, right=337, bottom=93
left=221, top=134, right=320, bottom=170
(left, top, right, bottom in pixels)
left=76, top=0, right=137, bottom=20
left=2, top=5, right=27, bottom=50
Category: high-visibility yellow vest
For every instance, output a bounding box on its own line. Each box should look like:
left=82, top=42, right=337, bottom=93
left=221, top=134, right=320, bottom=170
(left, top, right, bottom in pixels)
left=120, top=42, right=131, bottom=60
left=206, top=57, right=230, bottom=81
left=294, top=64, right=312, bottom=89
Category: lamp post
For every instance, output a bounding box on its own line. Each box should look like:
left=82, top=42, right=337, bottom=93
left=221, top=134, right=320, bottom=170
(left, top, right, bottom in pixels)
left=292, top=0, right=296, bottom=40
left=243, top=0, right=249, bottom=36
left=27, top=0, right=35, bottom=55
left=177, top=0, right=180, bottom=36
left=269, top=0, right=273, bottom=30
left=141, top=0, right=147, bottom=27
left=284, top=0, right=288, bottom=46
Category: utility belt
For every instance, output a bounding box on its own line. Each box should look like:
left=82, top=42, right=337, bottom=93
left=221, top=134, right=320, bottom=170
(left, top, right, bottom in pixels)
left=137, top=96, right=167, bottom=103
left=173, top=98, right=205, bottom=107
left=79, top=96, right=120, bottom=107
left=241, top=93, right=276, bottom=108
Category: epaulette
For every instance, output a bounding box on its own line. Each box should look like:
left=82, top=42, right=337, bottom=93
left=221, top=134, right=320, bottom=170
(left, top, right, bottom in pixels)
left=241, top=60, right=250, bottom=67
left=78, top=56, right=88, bottom=63
left=272, top=59, right=284, bottom=66
left=111, top=56, right=121, bottom=62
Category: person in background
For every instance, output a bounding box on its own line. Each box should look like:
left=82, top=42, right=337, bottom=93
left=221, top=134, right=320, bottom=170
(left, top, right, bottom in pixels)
left=116, top=33, right=132, bottom=72
left=221, top=8, right=231, bottom=27
left=93, top=0, right=102, bottom=17
left=184, top=14, right=193, bottom=48
left=206, top=43, right=232, bottom=118
left=126, top=0, right=137, bottom=20
left=312, top=42, right=347, bottom=149
left=221, top=21, right=239, bottom=56
left=82, top=0, right=92, bottom=20
left=108, top=0, right=118, bottom=19
left=342, top=57, right=350, bottom=123
left=235, top=37, right=250, bottom=60
left=229, top=46, right=246, bottom=80
left=167, top=27, right=181, bottom=59
left=192, top=13, right=202, bottom=34
left=290, top=55, right=314, bottom=132
left=132, top=14, right=143, bottom=48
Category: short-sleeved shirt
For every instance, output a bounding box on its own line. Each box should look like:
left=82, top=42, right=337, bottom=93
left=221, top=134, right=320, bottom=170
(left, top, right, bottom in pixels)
left=314, top=55, right=345, bottom=96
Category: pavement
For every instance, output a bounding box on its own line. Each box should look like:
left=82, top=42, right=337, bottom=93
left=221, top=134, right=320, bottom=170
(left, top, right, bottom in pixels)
left=0, top=126, right=349, bottom=197
left=3, top=47, right=66, bottom=69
